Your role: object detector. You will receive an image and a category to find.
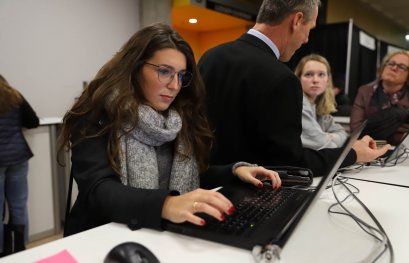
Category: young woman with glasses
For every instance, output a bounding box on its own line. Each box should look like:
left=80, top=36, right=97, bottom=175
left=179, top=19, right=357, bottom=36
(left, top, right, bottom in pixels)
left=350, top=50, right=409, bottom=145
left=59, top=23, right=281, bottom=237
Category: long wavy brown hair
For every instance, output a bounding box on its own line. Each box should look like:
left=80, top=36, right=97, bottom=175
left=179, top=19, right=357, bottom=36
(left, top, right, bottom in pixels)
left=58, top=23, right=213, bottom=174
left=0, top=74, right=23, bottom=114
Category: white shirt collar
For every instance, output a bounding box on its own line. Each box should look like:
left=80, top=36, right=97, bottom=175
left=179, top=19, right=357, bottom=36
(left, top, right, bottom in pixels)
left=247, top=28, right=280, bottom=59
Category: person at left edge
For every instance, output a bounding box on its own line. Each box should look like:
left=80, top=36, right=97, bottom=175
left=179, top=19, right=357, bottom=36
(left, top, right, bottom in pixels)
left=58, top=23, right=282, bottom=237
left=0, top=74, right=40, bottom=256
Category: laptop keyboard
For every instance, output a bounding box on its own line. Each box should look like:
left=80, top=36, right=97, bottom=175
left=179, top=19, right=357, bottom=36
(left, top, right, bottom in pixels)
left=206, top=187, right=301, bottom=237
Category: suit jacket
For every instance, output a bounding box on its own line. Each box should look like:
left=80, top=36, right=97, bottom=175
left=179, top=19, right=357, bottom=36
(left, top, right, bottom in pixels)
left=198, top=33, right=356, bottom=176
left=64, top=115, right=239, bottom=236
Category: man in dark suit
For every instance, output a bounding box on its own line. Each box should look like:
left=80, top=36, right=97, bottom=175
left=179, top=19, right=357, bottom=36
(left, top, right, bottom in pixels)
left=199, top=0, right=389, bottom=176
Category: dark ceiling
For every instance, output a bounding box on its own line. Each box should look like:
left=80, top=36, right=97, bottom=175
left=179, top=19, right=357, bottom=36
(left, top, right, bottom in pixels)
left=358, top=0, right=409, bottom=31
left=240, top=0, right=408, bottom=32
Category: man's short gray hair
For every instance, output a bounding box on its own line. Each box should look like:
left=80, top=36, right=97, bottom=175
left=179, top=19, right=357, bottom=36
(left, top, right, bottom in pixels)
left=256, top=0, right=321, bottom=25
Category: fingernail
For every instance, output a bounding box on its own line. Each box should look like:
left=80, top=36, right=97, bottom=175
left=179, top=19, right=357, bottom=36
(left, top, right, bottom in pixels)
left=220, top=215, right=225, bottom=221
left=227, top=206, right=236, bottom=215
left=200, top=220, right=206, bottom=226
left=257, top=182, right=263, bottom=188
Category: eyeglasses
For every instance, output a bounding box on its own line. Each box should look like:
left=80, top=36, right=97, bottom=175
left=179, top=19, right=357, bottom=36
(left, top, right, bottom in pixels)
left=385, top=61, right=409, bottom=72
left=145, top=62, right=193, bottom=88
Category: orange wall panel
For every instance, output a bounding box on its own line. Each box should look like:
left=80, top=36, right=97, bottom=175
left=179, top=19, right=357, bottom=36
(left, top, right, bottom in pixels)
left=174, top=26, right=250, bottom=62
left=198, top=26, right=249, bottom=58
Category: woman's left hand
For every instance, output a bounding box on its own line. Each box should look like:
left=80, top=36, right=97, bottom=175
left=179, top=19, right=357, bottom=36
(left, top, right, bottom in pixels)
left=234, top=166, right=281, bottom=189
left=161, top=188, right=234, bottom=226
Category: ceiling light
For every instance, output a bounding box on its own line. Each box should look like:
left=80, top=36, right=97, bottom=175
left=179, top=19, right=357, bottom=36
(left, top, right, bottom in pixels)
left=406, top=34, right=409, bottom=41
left=188, top=18, right=198, bottom=24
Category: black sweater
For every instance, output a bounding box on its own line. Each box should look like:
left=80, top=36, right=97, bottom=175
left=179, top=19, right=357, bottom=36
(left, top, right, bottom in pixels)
left=64, top=116, right=240, bottom=236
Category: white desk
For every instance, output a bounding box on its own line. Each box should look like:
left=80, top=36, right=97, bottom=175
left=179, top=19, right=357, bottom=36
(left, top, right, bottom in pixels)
left=1, top=224, right=252, bottom=263
left=342, top=163, right=409, bottom=188
left=333, top=116, right=350, bottom=133
left=282, top=180, right=408, bottom=263
left=3, top=167, right=408, bottom=263
left=333, top=116, right=350, bottom=125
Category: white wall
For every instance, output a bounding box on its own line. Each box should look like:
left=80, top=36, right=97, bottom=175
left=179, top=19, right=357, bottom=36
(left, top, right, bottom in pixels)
left=24, top=126, right=55, bottom=239
left=0, top=0, right=140, bottom=117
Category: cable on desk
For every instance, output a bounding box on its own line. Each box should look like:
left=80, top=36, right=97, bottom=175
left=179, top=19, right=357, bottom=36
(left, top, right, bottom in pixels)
left=325, top=173, right=352, bottom=189
left=337, top=163, right=365, bottom=173
left=339, top=148, right=408, bottom=172
left=382, top=148, right=409, bottom=167
left=327, top=174, right=395, bottom=263
left=368, top=148, right=409, bottom=168
left=326, top=167, right=364, bottom=190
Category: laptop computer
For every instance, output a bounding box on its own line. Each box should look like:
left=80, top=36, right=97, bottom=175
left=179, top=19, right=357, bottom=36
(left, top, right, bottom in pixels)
left=378, top=132, right=409, bottom=165
left=164, top=122, right=366, bottom=251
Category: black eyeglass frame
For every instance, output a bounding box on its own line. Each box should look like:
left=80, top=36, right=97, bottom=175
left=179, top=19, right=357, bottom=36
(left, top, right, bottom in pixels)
left=145, top=62, right=193, bottom=88
left=385, top=61, right=409, bottom=72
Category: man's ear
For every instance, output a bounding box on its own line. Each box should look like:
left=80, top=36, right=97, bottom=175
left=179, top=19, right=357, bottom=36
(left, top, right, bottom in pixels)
left=292, top=11, right=304, bottom=29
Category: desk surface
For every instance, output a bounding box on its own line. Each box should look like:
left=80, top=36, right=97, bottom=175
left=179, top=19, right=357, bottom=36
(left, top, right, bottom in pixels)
left=342, top=163, right=409, bottom=187
left=2, top=223, right=252, bottom=263
left=282, top=179, right=409, bottom=263
left=39, top=117, right=62, bottom=126
left=4, top=166, right=409, bottom=263
left=333, top=116, right=350, bottom=124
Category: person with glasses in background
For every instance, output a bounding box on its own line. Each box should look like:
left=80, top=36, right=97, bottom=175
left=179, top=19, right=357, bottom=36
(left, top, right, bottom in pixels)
left=295, top=54, right=348, bottom=150
left=59, top=23, right=282, bottom=237
left=350, top=50, right=409, bottom=145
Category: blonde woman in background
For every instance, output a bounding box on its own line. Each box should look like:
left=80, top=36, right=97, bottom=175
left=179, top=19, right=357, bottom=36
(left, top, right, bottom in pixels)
left=350, top=50, right=409, bottom=145
left=294, top=54, right=348, bottom=150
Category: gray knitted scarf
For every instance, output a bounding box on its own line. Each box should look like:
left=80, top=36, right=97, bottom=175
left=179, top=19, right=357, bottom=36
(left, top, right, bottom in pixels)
left=119, top=105, right=199, bottom=194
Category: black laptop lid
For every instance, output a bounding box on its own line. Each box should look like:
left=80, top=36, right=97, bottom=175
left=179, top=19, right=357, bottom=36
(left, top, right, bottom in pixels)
left=384, top=132, right=409, bottom=163
left=276, top=120, right=367, bottom=247
left=303, top=121, right=366, bottom=208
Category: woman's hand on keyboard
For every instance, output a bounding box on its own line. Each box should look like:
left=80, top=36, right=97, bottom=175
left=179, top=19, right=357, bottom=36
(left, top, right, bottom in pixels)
left=161, top=188, right=235, bottom=226
left=235, top=166, right=282, bottom=189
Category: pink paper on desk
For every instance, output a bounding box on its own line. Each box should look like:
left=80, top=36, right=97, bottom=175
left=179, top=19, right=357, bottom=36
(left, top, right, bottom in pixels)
left=34, top=249, right=78, bottom=263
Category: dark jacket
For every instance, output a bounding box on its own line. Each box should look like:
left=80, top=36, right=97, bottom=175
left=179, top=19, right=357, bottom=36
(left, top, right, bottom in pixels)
left=64, top=116, right=239, bottom=236
left=198, top=33, right=356, bottom=177
left=350, top=81, right=409, bottom=145
left=0, top=97, right=39, bottom=165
